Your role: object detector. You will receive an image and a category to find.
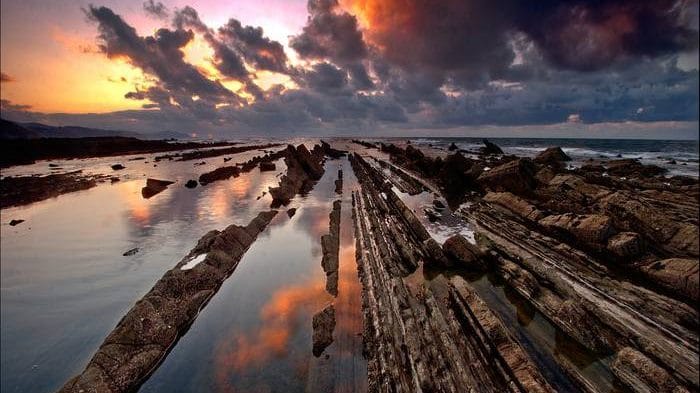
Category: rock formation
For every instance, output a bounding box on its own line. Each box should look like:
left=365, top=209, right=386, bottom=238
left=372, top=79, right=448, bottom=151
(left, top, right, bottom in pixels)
left=141, top=178, right=174, bottom=199
left=59, top=210, right=278, bottom=393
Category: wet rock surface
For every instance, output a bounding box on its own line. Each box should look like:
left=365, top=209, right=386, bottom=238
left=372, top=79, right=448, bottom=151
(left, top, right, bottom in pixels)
left=141, top=178, right=174, bottom=199
left=1, top=171, right=107, bottom=208
left=321, top=200, right=341, bottom=296
left=198, top=150, right=285, bottom=185
left=370, top=140, right=699, bottom=392
left=312, top=305, right=336, bottom=357
left=58, top=210, right=278, bottom=393
left=480, top=139, right=504, bottom=155
left=269, top=144, right=325, bottom=206
left=350, top=153, right=553, bottom=392
left=442, top=234, right=486, bottom=269
left=154, top=143, right=280, bottom=162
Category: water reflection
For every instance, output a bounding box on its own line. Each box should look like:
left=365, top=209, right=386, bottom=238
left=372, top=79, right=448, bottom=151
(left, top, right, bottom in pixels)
left=140, top=157, right=367, bottom=393
left=1, top=149, right=284, bottom=393
left=213, top=274, right=331, bottom=391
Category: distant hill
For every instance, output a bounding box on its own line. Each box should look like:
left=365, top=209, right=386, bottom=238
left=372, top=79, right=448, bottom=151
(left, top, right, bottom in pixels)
left=0, top=118, right=191, bottom=140
left=0, top=118, right=42, bottom=139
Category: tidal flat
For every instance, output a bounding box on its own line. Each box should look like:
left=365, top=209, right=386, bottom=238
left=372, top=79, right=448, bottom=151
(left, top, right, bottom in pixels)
left=1, top=137, right=698, bottom=393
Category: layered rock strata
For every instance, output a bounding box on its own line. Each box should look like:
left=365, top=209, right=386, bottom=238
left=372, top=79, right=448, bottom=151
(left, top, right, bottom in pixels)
left=59, top=210, right=278, bottom=393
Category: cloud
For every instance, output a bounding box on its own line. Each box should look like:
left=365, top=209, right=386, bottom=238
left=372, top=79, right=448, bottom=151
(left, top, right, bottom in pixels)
left=290, top=0, right=367, bottom=63
left=143, top=0, right=168, bottom=19
left=0, top=72, right=13, bottom=82
left=218, top=19, right=288, bottom=73
left=86, top=5, right=238, bottom=108
left=2, top=2, right=696, bottom=137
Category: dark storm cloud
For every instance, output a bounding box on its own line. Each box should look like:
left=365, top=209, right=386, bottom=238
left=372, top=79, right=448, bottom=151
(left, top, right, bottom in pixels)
left=298, top=62, right=348, bottom=93
left=4, top=1, right=696, bottom=137
left=430, top=57, right=699, bottom=126
left=86, top=5, right=236, bottom=106
left=345, top=0, right=698, bottom=80
left=290, top=0, right=367, bottom=63
left=218, top=19, right=288, bottom=73
left=143, top=0, right=168, bottom=19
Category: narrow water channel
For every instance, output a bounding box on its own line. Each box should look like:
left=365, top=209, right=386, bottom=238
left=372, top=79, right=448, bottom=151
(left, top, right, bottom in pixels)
left=140, top=157, right=367, bottom=392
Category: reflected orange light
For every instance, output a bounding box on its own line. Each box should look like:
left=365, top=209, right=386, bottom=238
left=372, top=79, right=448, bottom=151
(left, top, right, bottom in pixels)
left=118, top=180, right=151, bottom=224
left=230, top=174, right=253, bottom=199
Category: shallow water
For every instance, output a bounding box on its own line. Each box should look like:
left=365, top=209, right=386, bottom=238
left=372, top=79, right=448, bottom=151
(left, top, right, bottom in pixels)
left=140, top=157, right=366, bottom=392
left=0, top=148, right=284, bottom=393
left=461, top=273, right=627, bottom=393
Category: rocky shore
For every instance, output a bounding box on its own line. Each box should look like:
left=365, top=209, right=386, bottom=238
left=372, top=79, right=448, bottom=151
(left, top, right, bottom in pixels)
left=7, top=138, right=696, bottom=393
left=350, top=152, right=553, bottom=392
left=359, top=139, right=699, bottom=392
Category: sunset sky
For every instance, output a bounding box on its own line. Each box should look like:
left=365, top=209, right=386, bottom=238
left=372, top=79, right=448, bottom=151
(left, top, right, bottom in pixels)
left=1, top=0, right=698, bottom=137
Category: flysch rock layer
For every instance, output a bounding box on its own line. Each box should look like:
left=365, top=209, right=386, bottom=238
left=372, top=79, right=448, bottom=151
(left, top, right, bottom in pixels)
left=374, top=142, right=699, bottom=392
left=269, top=144, right=325, bottom=206
left=321, top=200, right=342, bottom=296
left=350, top=152, right=553, bottom=392
left=58, top=210, right=278, bottom=393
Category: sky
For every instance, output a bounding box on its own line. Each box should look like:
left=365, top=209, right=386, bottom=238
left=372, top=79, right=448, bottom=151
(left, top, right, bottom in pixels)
left=0, top=0, right=699, bottom=138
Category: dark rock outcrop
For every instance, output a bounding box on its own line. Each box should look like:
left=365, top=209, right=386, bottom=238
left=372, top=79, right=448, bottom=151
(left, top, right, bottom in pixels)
left=1, top=171, right=105, bottom=208
left=538, top=213, right=615, bottom=251
left=286, top=208, right=297, bottom=218
left=9, top=219, right=25, bottom=226
left=122, top=248, right=139, bottom=256
left=312, top=305, right=336, bottom=357
left=483, top=191, right=545, bottom=222
left=141, top=178, right=174, bottom=199
left=605, top=159, right=666, bottom=178
left=321, top=200, right=341, bottom=296
left=110, top=164, right=125, bottom=170
left=442, top=234, right=486, bottom=269
left=184, top=180, right=198, bottom=188
left=334, top=170, right=343, bottom=195
left=606, top=232, right=643, bottom=259
left=259, top=161, right=276, bottom=171
left=641, top=258, right=699, bottom=302
left=480, top=139, right=504, bottom=155
left=534, top=147, right=571, bottom=168
left=612, top=347, right=689, bottom=393
left=477, top=158, right=537, bottom=196
left=269, top=144, right=325, bottom=206
left=320, top=140, right=347, bottom=159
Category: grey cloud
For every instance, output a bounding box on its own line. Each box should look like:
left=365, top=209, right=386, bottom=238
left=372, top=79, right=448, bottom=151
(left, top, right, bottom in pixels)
left=143, top=0, right=168, bottom=19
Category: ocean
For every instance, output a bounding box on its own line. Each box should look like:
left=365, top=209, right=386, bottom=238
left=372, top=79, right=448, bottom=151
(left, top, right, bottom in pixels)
left=405, top=137, right=700, bottom=178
